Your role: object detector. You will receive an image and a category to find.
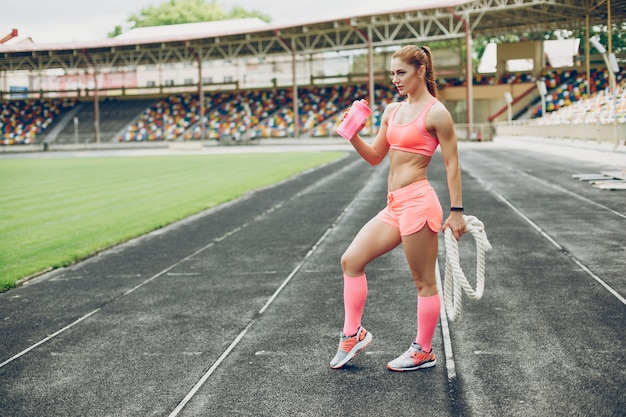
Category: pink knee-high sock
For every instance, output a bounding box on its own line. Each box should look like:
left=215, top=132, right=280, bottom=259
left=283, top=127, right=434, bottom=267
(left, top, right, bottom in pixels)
left=342, top=274, right=368, bottom=336
left=415, top=293, right=441, bottom=352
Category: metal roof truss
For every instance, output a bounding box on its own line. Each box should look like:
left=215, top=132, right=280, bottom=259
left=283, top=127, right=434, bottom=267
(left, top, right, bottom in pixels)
left=0, top=0, right=623, bottom=73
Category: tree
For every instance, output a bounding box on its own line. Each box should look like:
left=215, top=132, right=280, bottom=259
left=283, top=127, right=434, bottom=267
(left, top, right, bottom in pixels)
left=574, top=23, right=626, bottom=54
left=109, top=0, right=271, bottom=37
left=108, top=25, right=123, bottom=38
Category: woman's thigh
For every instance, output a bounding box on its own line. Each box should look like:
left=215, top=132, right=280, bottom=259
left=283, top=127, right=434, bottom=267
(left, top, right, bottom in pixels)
left=401, top=227, right=439, bottom=293
left=341, top=217, right=402, bottom=276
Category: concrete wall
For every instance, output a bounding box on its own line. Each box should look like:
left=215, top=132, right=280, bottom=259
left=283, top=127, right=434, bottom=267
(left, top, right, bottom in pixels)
left=495, top=121, right=625, bottom=146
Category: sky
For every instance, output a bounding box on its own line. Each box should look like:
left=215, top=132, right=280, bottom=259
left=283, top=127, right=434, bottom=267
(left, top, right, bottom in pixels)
left=0, top=0, right=447, bottom=44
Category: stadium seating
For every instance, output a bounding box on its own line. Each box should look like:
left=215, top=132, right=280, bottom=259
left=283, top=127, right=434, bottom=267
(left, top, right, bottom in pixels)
left=535, top=78, right=626, bottom=126
left=0, top=98, right=75, bottom=145
left=530, top=68, right=625, bottom=118
left=1, top=67, right=624, bottom=145
left=120, top=95, right=199, bottom=141
left=204, top=89, right=288, bottom=139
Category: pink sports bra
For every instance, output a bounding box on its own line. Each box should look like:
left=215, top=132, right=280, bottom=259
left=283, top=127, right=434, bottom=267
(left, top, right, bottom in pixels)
left=387, top=98, right=439, bottom=157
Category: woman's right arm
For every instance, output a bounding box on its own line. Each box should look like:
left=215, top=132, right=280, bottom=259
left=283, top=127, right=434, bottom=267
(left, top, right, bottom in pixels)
left=347, top=103, right=395, bottom=166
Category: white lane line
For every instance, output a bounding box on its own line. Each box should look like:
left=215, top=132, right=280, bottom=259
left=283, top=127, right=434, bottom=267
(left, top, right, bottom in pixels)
left=168, top=319, right=256, bottom=417
left=259, top=226, right=333, bottom=315
left=0, top=308, right=101, bottom=369
left=122, top=241, right=219, bottom=296
left=478, top=177, right=626, bottom=306
left=169, top=160, right=377, bottom=417
left=515, top=170, right=626, bottom=220
left=436, top=258, right=457, bottom=381
left=568, top=254, right=626, bottom=305
left=487, top=184, right=564, bottom=251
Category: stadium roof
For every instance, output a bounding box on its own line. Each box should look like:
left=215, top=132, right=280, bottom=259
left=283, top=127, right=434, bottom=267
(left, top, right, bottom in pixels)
left=112, top=18, right=271, bottom=42
left=0, top=0, right=624, bottom=72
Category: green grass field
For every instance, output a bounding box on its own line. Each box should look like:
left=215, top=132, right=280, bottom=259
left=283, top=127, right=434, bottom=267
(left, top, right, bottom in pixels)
left=0, top=151, right=344, bottom=292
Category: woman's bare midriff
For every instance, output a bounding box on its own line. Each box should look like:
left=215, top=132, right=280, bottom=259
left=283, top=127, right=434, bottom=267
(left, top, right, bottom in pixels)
left=387, top=149, right=431, bottom=191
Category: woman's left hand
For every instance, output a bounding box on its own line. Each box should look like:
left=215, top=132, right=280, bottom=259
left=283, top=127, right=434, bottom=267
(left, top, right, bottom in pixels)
left=443, top=212, right=466, bottom=241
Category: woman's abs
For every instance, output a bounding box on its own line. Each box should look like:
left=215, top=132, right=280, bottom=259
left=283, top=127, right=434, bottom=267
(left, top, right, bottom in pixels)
left=388, top=150, right=431, bottom=191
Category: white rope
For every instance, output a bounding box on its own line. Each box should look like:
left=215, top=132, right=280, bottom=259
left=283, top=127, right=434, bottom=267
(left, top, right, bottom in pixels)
left=443, top=215, right=492, bottom=321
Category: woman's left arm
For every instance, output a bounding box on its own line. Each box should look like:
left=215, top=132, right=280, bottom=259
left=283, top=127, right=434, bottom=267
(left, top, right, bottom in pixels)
left=430, top=103, right=466, bottom=240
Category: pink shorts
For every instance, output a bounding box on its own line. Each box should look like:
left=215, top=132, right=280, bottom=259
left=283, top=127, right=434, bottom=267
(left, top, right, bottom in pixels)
left=375, top=179, right=443, bottom=236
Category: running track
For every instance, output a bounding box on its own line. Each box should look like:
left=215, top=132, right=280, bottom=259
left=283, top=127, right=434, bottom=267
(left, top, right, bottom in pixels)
left=1, top=137, right=624, bottom=416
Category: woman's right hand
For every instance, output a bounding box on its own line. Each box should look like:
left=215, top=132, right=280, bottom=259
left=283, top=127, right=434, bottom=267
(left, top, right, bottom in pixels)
left=443, top=212, right=466, bottom=241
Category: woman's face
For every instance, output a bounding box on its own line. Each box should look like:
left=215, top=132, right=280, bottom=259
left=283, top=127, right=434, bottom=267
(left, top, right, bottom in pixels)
left=390, top=57, right=423, bottom=96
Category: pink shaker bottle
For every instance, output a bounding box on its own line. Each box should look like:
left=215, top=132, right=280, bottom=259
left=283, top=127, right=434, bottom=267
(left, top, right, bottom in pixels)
left=336, top=99, right=371, bottom=140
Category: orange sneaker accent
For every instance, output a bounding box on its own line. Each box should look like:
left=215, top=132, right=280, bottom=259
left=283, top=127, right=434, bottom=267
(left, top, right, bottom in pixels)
left=339, top=337, right=356, bottom=352
left=330, top=327, right=372, bottom=369
left=338, top=328, right=364, bottom=352
left=410, top=350, right=435, bottom=365
left=386, top=342, right=436, bottom=371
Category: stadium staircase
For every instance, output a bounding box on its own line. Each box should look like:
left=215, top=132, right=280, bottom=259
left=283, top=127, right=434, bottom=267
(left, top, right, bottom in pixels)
left=51, top=98, right=155, bottom=144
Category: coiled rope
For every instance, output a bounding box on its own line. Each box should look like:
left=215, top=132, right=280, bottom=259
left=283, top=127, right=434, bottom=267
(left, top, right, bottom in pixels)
left=443, top=215, right=492, bottom=321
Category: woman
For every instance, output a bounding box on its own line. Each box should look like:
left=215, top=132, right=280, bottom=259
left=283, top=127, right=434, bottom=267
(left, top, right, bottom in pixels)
left=330, top=45, right=466, bottom=371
